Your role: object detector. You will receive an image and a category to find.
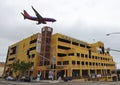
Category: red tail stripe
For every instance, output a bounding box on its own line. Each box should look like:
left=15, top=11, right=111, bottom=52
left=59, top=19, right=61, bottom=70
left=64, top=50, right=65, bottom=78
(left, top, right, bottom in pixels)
left=24, top=10, right=30, bottom=17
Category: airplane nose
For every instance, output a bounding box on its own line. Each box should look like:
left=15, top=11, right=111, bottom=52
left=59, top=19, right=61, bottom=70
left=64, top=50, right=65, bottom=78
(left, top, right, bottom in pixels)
left=54, top=19, right=56, bottom=22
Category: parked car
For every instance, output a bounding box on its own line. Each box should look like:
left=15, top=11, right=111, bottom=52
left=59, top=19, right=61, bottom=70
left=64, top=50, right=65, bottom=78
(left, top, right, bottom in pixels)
left=64, top=76, right=69, bottom=82
left=6, top=76, right=16, bottom=81
left=20, top=76, right=30, bottom=82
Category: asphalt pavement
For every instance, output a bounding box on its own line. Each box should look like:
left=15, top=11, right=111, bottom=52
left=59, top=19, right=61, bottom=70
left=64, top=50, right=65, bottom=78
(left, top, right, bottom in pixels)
left=0, top=78, right=120, bottom=85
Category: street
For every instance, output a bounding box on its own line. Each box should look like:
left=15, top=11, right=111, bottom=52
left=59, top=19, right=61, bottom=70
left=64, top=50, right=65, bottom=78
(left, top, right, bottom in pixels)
left=0, top=78, right=120, bottom=85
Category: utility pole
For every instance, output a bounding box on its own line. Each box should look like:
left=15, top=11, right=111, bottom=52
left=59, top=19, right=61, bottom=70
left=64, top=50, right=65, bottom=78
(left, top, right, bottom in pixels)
left=51, top=57, right=56, bottom=80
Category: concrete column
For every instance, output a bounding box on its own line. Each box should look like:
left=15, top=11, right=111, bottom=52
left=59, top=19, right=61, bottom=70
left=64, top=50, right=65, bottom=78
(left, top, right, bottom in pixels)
left=63, top=69, right=66, bottom=77
left=95, top=69, right=97, bottom=75
left=80, top=69, right=82, bottom=78
left=88, top=69, right=90, bottom=77
left=44, top=70, right=45, bottom=79
left=55, top=69, right=57, bottom=80
left=68, top=68, right=72, bottom=77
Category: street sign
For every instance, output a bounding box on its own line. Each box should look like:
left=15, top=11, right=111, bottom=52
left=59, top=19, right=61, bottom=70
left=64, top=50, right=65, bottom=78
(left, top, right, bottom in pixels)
left=52, top=57, right=56, bottom=63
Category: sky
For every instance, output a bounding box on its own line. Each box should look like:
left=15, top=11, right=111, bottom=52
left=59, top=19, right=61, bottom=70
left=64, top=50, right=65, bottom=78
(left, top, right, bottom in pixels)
left=0, top=0, right=120, bottom=68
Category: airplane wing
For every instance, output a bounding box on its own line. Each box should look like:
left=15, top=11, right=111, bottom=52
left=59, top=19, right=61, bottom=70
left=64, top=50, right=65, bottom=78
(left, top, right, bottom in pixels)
left=31, top=6, right=43, bottom=19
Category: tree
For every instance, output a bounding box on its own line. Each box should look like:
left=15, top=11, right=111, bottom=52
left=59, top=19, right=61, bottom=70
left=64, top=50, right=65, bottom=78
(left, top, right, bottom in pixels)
left=19, top=61, right=33, bottom=76
left=11, top=60, right=20, bottom=77
left=11, top=60, right=33, bottom=79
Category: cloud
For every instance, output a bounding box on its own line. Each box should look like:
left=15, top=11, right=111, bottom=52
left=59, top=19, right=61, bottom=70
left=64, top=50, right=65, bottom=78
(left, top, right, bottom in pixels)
left=0, top=0, right=120, bottom=68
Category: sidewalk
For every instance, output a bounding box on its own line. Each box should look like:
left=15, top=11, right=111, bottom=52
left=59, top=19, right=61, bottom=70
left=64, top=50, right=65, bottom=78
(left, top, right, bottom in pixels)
left=31, top=80, right=64, bottom=83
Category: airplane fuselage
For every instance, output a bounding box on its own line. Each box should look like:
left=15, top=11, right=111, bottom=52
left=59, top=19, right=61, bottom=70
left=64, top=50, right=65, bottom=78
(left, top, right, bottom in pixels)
left=30, top=16, right=56, bottom=22
left=21, top=6, right=56, bottom=24
left=25, top=16, right=56, bottom=24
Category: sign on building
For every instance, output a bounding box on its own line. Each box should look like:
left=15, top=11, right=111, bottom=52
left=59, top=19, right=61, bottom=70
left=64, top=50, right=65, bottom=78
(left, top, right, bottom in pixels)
left=36, top=33, right=42, bottom=53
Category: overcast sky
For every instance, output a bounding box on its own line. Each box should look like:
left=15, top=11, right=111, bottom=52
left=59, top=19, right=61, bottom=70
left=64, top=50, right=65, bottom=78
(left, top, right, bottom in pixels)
left=0, top=0, right=120, bottom=69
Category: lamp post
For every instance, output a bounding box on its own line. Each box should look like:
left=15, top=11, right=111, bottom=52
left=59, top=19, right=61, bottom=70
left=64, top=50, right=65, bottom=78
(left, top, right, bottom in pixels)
left=106, top=32, right=120, bottom=36
left=106, top=32, right=120, bottom=80
left=106, top=32, right=120, bottom=52
left=51, top=57, right=56, bottom=80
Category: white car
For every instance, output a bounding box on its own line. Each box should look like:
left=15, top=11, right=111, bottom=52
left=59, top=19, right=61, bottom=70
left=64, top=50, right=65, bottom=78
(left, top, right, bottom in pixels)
left=6, top=76, right=15, bottom=81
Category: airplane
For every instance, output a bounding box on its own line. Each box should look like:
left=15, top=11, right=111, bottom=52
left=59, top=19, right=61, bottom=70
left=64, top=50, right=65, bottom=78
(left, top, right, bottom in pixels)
left=21, top=6, right=56, bottom=24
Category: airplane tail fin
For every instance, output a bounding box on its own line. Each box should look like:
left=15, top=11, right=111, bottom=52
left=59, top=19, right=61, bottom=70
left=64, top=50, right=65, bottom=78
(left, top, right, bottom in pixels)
left=21, top=12, right=26, bottom=19
left=21, top=10, right=30, bottom=19
left=24, top=10, right=30, bottom=17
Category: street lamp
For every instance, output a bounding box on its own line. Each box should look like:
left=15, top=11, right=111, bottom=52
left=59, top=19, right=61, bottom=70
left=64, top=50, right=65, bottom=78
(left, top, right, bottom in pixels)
left=106, top=33, right=120, bottom=77
left=106, top=32, right=120, bottom=36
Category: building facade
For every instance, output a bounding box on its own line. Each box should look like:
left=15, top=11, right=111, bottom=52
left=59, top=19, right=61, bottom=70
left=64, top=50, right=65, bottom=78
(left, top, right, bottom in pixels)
left=4, top=26, right=116, bottom=80
left=0, top=62, right=4, bottom=77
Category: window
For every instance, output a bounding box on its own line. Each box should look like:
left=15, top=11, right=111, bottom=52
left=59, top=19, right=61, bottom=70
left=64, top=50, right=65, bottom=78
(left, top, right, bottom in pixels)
left=72, top=61, right=76, bottom=65
left=95, top=56, right=97, bottom=59
left=30, top=39, right=37, bottom=44
left=46, top=46, right=50, bottom=51
left=46, top=38, right=51, bottom=44
left=29, top=47, right=36, bottom=51
left=81, top=54, right=84, bottom=58
left=77, top=61, right=80, bottom=65
left=48, top=28, right=52, bottom=31
left=27, top=50, right=30, bottom=55
left=44, top=61, right=50, bottom=65
left=58, top=38, right=71, bottom=44
left=85, top=54, right=88, bottom=58
left=82, top=61, right=84, bottom=65
left=32, top=54, right=35, bottom=58
left=57, top=61, right=62, bottom=65
left=89, top=62, right=92, bottom=65
left=58, top=53, right=66, bottom=57
left=89, top=50, right=91, bottom=58
left=42, top=28, right=45, bottom=31
left=80, top=44, right=85, bottom=47
left=86, top=62, right=88, bottom=65
left=46, top=32, right=51, bottom=37
left=10, top=46, right=17, bottom=55
left=99, top=63, right=100, bottom=66
left=72, top=42, right=79, bottom=46
left=77, top=53, right=80, bottom=57
left=8, top=57, right=15, bottom=61
left=63, top=61, right=69, bottom=65
left=58, top=45, right=71, bottom=50
left=86, top=46, right=91, bottom=49
left=68, top=53, right=74, bottom=56
left=96, top=63, right=98, bottom=66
